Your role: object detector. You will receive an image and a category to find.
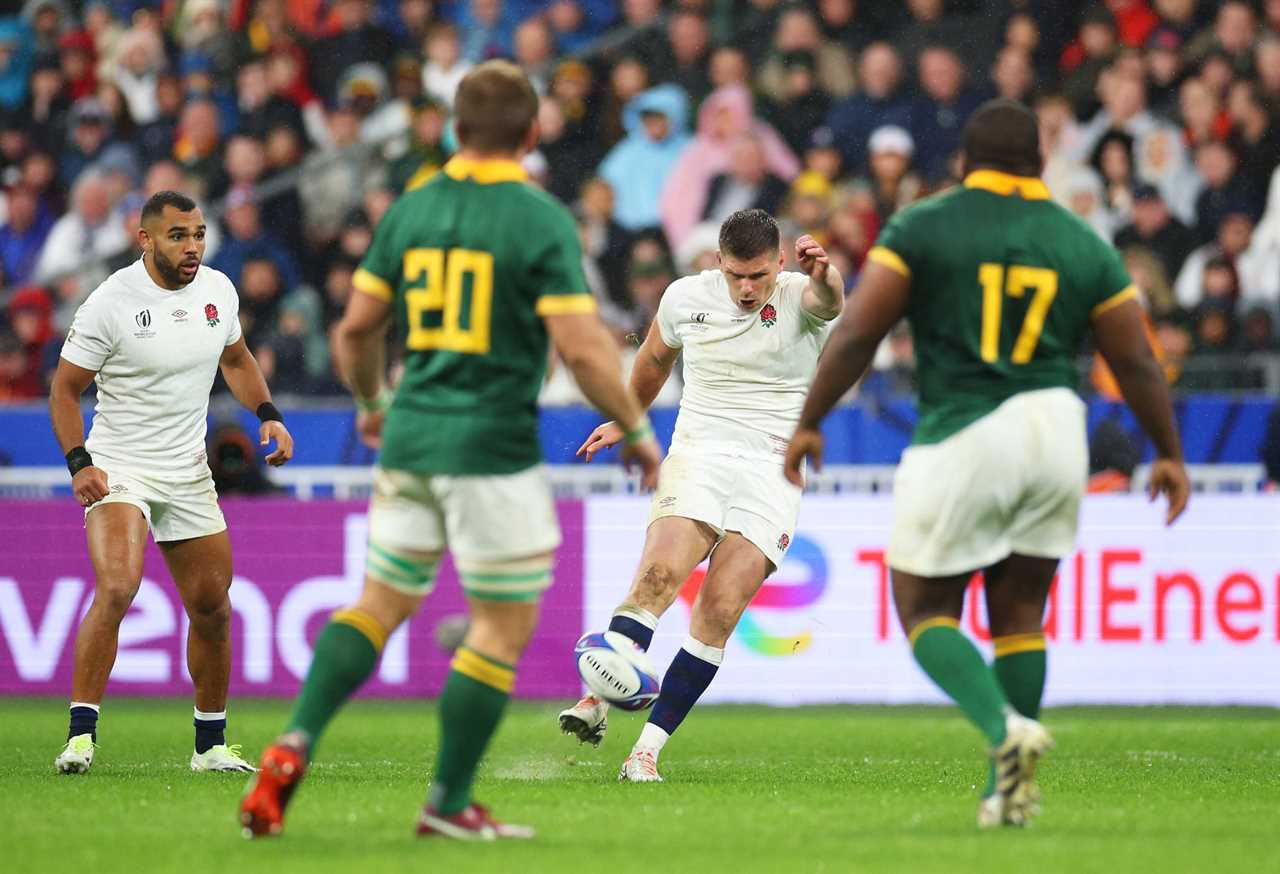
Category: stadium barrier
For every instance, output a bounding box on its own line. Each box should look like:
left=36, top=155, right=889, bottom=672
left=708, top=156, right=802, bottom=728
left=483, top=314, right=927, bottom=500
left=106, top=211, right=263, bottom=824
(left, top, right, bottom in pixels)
left=3, top=496, right=1277, bottom=705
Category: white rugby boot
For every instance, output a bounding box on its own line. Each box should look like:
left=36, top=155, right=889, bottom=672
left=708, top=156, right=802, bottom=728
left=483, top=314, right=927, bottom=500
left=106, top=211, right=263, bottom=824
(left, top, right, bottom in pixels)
left=618, top=747, right=663, bottom=783
left=558, top=694, right=608, bottom=747
left=55, top=734, right=96, bottom=774
left=191, top=743, right=257, bottom=772
left=988, top=712, right=1053, bottom=826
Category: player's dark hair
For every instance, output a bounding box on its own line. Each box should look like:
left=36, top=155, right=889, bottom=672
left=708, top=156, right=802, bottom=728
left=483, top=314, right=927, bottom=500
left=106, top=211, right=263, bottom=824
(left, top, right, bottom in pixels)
left=718, top=209, right=780, bottom=261
left=961, top=99, right=1043, bottom=178
left=454, top=60, right=539, bottom=153
left=141, top=190, right=197, bottom=224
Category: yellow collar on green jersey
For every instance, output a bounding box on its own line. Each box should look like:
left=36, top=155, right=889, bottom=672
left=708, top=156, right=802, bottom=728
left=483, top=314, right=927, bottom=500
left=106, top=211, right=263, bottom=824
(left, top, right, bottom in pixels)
left=963, top=170, right=1050, bottom=200
left=443, top=157, right=528, bottom=184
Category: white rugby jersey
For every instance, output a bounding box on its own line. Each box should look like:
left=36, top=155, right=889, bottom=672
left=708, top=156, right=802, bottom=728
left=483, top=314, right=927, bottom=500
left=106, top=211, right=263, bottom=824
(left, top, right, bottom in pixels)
left=60, top=259, right=242, bottom=478
left=656, top=269, right=834, bottom=462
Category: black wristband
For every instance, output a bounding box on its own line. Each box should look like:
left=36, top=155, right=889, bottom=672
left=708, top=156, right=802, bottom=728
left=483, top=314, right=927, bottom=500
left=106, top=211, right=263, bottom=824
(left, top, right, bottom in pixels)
left=256, top=402, right=284, bottom=424
left=66, top=446, right=93, bottom=477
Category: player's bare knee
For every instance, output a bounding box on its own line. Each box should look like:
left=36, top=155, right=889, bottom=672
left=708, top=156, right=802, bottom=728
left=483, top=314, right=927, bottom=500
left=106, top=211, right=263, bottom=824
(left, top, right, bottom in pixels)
left=187, top=595, right=232, bottom=638
left=92, top=578, right=141, bottom=620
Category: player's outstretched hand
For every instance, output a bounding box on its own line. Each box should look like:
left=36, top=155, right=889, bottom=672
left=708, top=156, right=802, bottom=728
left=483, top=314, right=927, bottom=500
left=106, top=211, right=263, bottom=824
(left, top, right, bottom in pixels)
left=577, top=421, right=624, bottom=462
left=621, top=437, right=661, bottom=491
left=356, top=410, right=385, bottom=449
left=72, top=466, right=109, bottom=507
left=795, top=234, right=830, bottom=283
left=260, top=420, right=295, bottom=466
left=784, top=427, right=823, bottom=488
left=1148, top=457, right=1189, bottom=526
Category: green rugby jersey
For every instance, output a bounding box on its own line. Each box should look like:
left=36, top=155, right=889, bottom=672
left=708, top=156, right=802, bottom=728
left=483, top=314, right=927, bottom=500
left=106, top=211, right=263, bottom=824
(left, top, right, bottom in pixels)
left=352, top=156, right=596, bottom=474
left=868, top=170, right=1136, bottom=446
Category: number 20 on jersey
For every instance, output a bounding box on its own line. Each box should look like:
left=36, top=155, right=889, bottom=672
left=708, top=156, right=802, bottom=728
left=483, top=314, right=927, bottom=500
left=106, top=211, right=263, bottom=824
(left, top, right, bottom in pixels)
left=403, top=247, right=495, bottom=354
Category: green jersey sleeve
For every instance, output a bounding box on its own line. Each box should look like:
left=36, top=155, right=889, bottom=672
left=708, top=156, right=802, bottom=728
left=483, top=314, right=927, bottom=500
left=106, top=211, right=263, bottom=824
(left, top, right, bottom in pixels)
left=530, top=202, right=596, bottom=317
left=866, top=206, right=926, bottom=280
left=1088, top=241, right=1138, bottom=318
left=353, top=204, right=402, bottom=302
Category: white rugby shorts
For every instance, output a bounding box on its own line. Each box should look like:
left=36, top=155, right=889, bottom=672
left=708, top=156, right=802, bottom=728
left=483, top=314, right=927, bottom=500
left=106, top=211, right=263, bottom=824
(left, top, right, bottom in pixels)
left=84, top=462, right=226, bottom=543
left=887, top=387, right=1088, bottom=578
left=648, top=451, right=802, bottom=571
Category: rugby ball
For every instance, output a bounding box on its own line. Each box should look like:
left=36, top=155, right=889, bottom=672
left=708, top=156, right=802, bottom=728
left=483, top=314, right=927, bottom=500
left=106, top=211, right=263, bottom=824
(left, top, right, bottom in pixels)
left=574, top=631, right=660, bottom=711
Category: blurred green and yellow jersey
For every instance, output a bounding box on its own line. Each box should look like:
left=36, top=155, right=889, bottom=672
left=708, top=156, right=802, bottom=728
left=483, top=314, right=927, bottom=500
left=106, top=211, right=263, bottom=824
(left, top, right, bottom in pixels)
left=353, top=156, right=595, bottom=475
left=870, top=170, right=1136, bottom=446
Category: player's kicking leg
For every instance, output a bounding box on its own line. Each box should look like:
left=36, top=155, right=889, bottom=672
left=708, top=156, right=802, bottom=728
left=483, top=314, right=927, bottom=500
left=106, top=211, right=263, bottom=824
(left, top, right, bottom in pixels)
left=891, top=568, right=1053, bottom=828
left=978, top=554, right=1057, bottom=826
left=619, top=532, right=770, bottom=783
left=239, top=566, right=427, bottom=837
left=55, top=504, right=147, bottom=774
left=163, top=530, right=254, bottom=772
left=559, top=517, right=716, bottom=746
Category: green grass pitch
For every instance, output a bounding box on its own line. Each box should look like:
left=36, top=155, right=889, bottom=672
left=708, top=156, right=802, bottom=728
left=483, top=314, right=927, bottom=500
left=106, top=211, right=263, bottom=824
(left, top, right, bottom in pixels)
left=3, top=698, right=1277, bottom=873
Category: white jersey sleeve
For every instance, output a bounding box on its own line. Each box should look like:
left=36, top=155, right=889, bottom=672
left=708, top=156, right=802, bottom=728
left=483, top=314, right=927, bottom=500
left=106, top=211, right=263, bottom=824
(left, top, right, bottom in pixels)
left=655, top=278, right=688, bottom=349
left=219, top=273, right=243, bottom=347
left=61, top=290, right=116, bottom=372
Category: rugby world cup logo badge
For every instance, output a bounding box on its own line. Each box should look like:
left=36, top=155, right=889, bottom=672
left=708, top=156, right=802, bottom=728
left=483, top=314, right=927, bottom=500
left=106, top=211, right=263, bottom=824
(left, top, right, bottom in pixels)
left=760, top=303, right=777, bottom=327
left=204, top=303, right=220, bottom=326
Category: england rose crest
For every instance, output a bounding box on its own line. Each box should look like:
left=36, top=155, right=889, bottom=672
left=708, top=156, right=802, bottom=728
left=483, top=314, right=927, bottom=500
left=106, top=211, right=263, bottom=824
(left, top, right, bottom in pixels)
left=205, top=303, right=220, bottom=326
left=777, top=532, right=790, bottom=551
left=760, top=304, right=777, bottom=327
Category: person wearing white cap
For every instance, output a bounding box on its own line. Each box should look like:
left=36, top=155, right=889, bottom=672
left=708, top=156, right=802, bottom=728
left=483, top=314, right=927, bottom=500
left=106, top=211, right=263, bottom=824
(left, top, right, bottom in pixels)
left=864, top=125, right=923, bottom=220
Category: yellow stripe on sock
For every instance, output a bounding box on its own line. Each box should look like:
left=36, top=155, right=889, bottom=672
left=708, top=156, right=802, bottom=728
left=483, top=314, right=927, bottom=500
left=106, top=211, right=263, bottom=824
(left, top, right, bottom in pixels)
left=451, top=648, right=515, bottom=693
left=994, top=632, right=1046, bottom=658
left=332, top=608, right=388, bottom=653
left=908, top=616, right=960, bottom=648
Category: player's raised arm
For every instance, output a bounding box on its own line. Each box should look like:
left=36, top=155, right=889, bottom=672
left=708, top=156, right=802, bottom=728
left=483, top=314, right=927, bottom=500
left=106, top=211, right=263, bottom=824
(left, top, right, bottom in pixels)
left=219, top=337, right=295, bottom=466
left=49, top=358, right=109, bottom=507
left=784, top=261, right=910, bottom=486
left=544, top=311, right=661, bottom=488
left=796, top=234, right=844, bottom=320
left=1091, top=297, right=1189, bottom=524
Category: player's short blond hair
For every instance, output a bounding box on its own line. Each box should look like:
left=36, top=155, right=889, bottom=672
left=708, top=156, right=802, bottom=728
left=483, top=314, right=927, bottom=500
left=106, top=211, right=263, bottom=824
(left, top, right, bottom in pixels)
left=454, top=60, right=538, bottom=153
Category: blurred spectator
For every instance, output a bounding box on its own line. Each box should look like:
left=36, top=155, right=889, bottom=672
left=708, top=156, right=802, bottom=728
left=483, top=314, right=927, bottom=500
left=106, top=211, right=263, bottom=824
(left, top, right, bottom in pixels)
left=577, top=177, right=632, bottom=318
left=112, top=24, right=164, bottom=126
left=60, top=96, right=114, bottom=187
left=237, top=255, right=287, bottom=348
left=311, top=0, right=397, bottom=104
left=1061, top=8, right=1121, bottom=118
left=1179, top=76, right=1230, bottom=150
left=25, top=0, right=70, bottom=57
left=173, top=99, right=224, bottom=195
left=207, top=422, right=280, bottom=495
left=33, top=170, right=126, bottom=283
left=860, top=125, right=923, bottom=222
left=761, top=51, right=832, bottom=158
left=1257, top=37, right=1280, bottom=109
left=1065, top=165, right=1114, bottom=241
left=1227, top=80, right=1280, bottom=203
left=0, top=18, right=34, bottom=112
left=212, top=188, right=302, bottom=295
left=709, top=46, right=750, bottom=92
left=0, top=183, right=54, bottom=285
left=597, top=55, right=650, bottom=147
left=1121, top=244, right=1177, bottom=315
left=826, top=42, right=913, bottom=176
left=895, top=0, right=988, bottom=75
left=1090, top=128, right=1138, bottom=225
left=422, top=22, right=470, bottom=109
left=1185, top=0, right=1258, bottom=75
left=1239, top=305, right=1278, bottom=354
left=387, top=95, right=448, bottom=192
left=990, top=47, right=1036, bottom=105
left=621, top=232, right=673, bottom=334
left=536, top=94, right=599, bottom=205
left=0, top=329, right=39, bottom=400
left=660, top=84, right=799, bottom=244
left=298, top=102, right=384, bottom=246
left=136, top=72, right=183, bottom=165
left=1193, top=140, right=1257, bottom=243
left=547, top=0, right=615, bottom=55
left=599, top=83, right=689, bottom=234
left=756, top=5, right=855, bottom=104
left=236, top=58, right=306, bottom=143
left=5, top=284, right=53, bottom=391
left=177, top=0, right=239, bottom=87
left=911, top=46, right=981, bottom=183
left=1144, top=27, right=1186, bottom=118
left=1115, top=183, right=1197, bottom=280
left=701, top=135, right=788, bottom=226
left=514, top=17, right=556, bottom=94
left=660, top=10, right=712, bottom=106
left=457, top=0, right=515, bottom=64
left=730, top=0, right=783, bottom=63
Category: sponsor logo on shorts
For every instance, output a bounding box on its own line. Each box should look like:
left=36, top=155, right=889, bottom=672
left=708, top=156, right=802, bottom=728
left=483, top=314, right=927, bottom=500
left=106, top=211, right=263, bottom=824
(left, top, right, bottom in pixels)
left=760, top=304, right=777, bottom=328
left=659, top=496, right=677, bottom=508
left=110, top=483, right=128, bottom=493
left=205, top=303, right=220, bottom=327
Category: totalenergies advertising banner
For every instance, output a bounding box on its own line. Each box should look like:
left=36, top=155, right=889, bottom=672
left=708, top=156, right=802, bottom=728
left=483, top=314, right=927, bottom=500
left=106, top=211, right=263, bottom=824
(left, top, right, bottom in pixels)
left=584, top=496, right=1280, bottom=706
left=2, top=496, right=1278, bottom=704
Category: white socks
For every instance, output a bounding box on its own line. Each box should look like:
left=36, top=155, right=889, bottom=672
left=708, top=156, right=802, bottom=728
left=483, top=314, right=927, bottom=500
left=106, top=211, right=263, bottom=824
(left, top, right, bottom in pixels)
left=637, top=722, right=671, bottom=752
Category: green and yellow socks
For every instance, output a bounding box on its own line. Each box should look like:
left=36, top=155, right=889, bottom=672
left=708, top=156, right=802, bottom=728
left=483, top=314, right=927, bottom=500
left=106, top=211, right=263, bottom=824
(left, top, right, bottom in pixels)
left=992, top=632, right=1047, bottom=719
left=428, top=647, right=515, bottom=815
left=909, top=617, right=1010, bottom=746
left=284, top=609, right=387, bottom=749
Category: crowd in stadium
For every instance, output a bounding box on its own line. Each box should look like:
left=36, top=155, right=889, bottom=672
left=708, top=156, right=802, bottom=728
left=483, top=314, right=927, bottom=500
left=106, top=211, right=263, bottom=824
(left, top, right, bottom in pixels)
left=0, top=0, right=1278, bottom=403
